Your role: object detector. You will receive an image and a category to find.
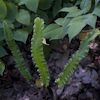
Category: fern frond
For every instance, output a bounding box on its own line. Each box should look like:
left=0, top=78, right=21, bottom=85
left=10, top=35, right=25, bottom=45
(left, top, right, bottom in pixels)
left=3, top=21, right=32, bottom=81
left=55, top=29, right=100, bottom=87
left=31, top=17, right=50, bottom=87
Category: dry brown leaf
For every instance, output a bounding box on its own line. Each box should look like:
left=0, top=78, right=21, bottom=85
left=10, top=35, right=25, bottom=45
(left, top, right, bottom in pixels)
left=79, top=33, right=87, bottom=41
left=63, top=44, right=67, bottom=50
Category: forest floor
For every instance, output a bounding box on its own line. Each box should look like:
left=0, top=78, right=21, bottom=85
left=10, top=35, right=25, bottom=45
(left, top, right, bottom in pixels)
left=0, top=26, right=100, bottom=100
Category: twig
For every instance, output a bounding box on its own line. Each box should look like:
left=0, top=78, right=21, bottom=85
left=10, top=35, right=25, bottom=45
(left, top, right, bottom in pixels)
left=46, top=87, right=53, bottom=100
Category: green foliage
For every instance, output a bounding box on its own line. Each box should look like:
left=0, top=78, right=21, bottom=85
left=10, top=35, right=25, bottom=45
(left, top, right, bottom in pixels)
left=55, top=29, right=100, bottom=87
left=0, top=0, right=7, bottom=20
left=15, top=9, right=31, bottom=25
left=0, top=59, right=5, bottom=76
left=31, top=18, right=50, bottom=87
left=3, top=21, right=32, bottom=81
left=44, top=0, right=100, bottom=42
left=0, top=45, right=8, bottom=57
left=1, top=0, right=100, bottom=95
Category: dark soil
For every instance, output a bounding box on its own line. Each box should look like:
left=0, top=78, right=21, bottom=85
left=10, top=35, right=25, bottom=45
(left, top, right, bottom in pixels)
left=0, top=29, right=100, bottom=100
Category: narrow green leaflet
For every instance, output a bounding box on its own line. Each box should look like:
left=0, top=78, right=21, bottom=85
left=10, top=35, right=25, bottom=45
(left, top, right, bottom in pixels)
left=31, top=17, right=50, bottom=87
left=0, top=45, right=8, bottom=57
left=25, top=0, right=39, bottom=13
left=0, top=59, right=5, bottom=76
left=13, top=29, right=28, bottom=44
left=0, top=0, right=7, bottom=20
left=3, top=21, right=32, bottom=81
left=15, top=9, right=30, bottom=25
left=55, top=29, right=100, bottom=87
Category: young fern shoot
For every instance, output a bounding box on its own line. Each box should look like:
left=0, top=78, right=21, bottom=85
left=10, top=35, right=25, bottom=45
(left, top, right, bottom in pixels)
left=55, top=29, right=100, bottom=87
left=3, top=21, right=32, bottom=81
left=31, top=18, right=50, bottom=87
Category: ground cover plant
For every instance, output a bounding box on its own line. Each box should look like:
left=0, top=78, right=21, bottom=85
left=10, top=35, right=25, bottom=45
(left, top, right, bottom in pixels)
left=0, top=0, right=100, bottom=100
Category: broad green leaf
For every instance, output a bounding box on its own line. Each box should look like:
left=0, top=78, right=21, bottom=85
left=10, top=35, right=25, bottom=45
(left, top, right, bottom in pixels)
left=37, top=10, right=48, bottom=24
left=59, top=6, right=80, bottom=13
left=5, top=3, right=15, bottom=22
left=0, top=0, right=7, bottom=20
left=0, top=19, right=14, bottom=29
left=68, top=15, right=85, bottom=25
left=75, top=0, right=81, bottom=6
left=39, top=0, right=53, bottom=10
left=9, top=2, right=18, bottom=14
left=84, top=14, right=97, bottom=28
left=0, top=59, right=5, bottom=76
left=62, top=17, right=72, bottom=37
left=15, top=9, right=30, bottom=25
left=0, top=45, right=8, bottom=57
left=95, top=0, right=100, bottom=6
left=68, top=22, right=86, bottom=42
left=44, top=24, right=60, bottom=39
left=24, top=23, right=33, bottom=34
left=54, top=18, right=64, bottom=26
left=14, top=21, right=21, bottom=28
left=0, top=28, right=5, bottom=41
left=53, top=0, right=62, bottom=17
left=50, top=27, right=64, bottom=40
left=63, top=2, right=73, bottom=7
left=93, top=2, right=100, bottom=17
left=80, top=0, right=91, bottom=14
left=0, top=41, right=5, bottom=46
left=13, top=29, right=28, bottom=44
left=25, top=0, right=39, bottom=13
left=67, top=11, right=81, bottom=17
left=18, top=0, right=27, bottom=5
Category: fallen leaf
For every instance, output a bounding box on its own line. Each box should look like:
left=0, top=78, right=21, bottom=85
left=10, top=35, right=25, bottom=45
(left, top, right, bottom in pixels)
left=42, top=38, right=49, bottom=45
left=79, top=33, right=87, bottom=41
left=35, top=78, right=42, bottom=88
left=63, top=44, right=67, bottom=50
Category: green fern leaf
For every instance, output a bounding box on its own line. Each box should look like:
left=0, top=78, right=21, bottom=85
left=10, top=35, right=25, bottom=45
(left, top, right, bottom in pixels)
left=55, top=29, right=100, bottom=87
left=31, top=17, right=50, bottom=87
left=3, top=21, right=32, bottom=81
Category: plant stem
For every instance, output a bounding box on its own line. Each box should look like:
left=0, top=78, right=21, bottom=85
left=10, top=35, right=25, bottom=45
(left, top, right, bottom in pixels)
left=46, top=87, right=53, bottom=100
left=55, top=85, right=58, bottom=100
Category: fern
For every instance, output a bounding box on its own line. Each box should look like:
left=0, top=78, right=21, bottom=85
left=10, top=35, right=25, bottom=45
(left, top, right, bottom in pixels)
left=3, top=21, right=32, bottom=81
left=31, top=18, right=50, bottom=87
left=55, top=29, right=100, bottom=87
